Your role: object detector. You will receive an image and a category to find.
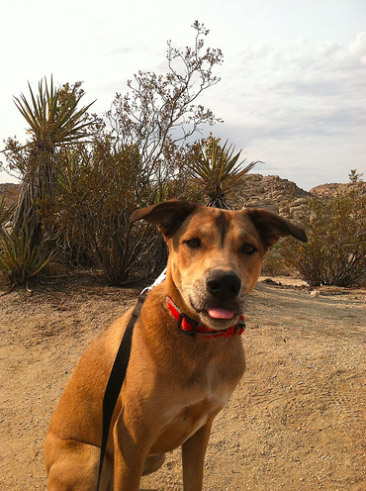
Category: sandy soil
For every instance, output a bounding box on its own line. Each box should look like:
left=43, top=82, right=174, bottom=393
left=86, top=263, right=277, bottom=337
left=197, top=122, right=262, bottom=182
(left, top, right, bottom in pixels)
left=1, top=273, right=365, bottom=490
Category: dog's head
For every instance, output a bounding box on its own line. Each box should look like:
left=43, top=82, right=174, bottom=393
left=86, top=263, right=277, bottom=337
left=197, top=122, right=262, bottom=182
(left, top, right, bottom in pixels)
left=132, top=200, right=307, bottom=330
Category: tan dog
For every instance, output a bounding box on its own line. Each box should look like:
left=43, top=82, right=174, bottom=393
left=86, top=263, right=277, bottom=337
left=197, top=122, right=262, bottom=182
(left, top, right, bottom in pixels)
left=45, top=200, right=307, bottom=490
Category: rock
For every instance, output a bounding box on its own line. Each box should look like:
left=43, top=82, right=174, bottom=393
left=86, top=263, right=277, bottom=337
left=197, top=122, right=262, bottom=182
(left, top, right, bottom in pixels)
left=290, top=198, right=308, bottom=208
left=292, top=210, right=304, bottom=221
left=244, top=200, right=279, bottom=214
left=262, top=278, right=282, bottom=286
left=44, top=262, right=69, bottom=276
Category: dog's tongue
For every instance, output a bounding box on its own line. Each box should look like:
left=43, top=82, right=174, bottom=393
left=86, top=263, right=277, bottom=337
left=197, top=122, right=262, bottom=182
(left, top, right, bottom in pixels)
left=207, top=308, right=235, bottom=320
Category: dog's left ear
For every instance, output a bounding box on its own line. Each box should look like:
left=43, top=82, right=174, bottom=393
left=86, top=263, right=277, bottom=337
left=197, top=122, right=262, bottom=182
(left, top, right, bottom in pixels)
left=131, top=199, right=198, bottom=238
left=244, top=208, right=307, bottom=249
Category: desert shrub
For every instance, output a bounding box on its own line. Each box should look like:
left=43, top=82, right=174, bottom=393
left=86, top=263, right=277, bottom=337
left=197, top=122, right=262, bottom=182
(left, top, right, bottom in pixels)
left=2, top=22, right=223, bottom=285
left=281, top=180, right=366, bottom=287
left=261, top=243, right=288, bottom=277
left=38, top=136, right=198, bottom=284
left=39, top=140, right=147, bottom=283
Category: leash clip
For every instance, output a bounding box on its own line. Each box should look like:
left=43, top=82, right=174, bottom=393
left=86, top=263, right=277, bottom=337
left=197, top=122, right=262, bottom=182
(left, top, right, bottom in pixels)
left=177, top=313, right=199, bottom=337
left=234, top=318, right=246, bottom=334
left=188, top=319, right=199, bottom=337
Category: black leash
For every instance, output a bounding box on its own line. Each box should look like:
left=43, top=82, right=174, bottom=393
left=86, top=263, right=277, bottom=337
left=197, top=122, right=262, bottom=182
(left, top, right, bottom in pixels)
left=96, top=293, right=146, bottom=491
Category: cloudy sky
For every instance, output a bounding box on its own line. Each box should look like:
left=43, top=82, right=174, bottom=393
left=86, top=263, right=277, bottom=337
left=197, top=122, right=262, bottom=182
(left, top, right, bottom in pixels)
left=1, top=0, right=365, bottom=190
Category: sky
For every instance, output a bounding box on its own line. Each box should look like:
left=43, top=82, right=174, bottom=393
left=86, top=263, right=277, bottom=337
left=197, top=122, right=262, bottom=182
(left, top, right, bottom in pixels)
left=1, top=0, right=365, bottom=190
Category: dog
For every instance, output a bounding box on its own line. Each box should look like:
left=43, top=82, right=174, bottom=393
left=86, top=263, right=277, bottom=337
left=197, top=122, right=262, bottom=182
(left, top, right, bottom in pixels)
left=45, top=199, right=307, bottom=490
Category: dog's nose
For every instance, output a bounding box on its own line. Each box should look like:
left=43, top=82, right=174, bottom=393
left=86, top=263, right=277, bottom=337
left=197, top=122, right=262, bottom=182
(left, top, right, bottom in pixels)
left=206, top=270, right=241, bottom=299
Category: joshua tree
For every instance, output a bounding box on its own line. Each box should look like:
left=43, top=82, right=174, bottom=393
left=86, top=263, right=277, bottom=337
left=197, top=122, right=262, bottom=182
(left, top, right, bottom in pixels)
left=5, top=76, right=94, bottom=247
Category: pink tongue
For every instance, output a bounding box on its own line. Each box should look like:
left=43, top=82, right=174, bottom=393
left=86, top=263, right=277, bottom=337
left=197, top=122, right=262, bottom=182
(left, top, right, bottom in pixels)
left=207, top=308, right=235, bottom=320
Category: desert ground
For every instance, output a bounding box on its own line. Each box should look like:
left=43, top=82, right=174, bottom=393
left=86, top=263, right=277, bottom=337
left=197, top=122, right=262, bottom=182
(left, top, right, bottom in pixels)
left=1, top=272, right=365, bottom=490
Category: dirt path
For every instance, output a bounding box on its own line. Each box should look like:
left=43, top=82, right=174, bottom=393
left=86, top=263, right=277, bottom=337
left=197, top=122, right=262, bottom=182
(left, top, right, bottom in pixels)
left=1, top=274, right=365, bottom=490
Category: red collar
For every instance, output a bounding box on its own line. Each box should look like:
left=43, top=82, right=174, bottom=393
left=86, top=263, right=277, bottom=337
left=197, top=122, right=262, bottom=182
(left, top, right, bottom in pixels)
left=166, top=296, right=245, bottom=338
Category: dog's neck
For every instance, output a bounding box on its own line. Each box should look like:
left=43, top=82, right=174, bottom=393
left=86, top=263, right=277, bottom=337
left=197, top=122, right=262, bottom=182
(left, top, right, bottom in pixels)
left=164, top=267, right=199, bottom=321
left=165, top=296, right=245, bottom=339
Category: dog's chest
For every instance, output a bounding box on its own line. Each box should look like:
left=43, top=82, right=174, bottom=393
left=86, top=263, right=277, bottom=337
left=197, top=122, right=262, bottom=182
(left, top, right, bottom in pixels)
left=180, top=382, right=233, bottom=434
left=149, top=364, right=239, bottom=454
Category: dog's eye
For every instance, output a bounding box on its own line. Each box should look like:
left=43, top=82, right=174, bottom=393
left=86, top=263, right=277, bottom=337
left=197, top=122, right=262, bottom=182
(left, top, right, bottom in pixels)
left=184, top=238, right=202, bottom=249
left=241, top=243, right=257, bottom=255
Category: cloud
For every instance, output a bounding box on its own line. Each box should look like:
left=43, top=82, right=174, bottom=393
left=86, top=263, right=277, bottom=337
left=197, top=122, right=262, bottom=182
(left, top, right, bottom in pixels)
left=211, top=33, right=366, bottom=143
left=198, top=33, right=366, bottom=189
left=108, top=46, right=137, bottom=56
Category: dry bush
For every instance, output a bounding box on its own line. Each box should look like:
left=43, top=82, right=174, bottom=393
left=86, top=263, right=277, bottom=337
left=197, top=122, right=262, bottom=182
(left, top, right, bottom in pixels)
left=281, top=180, right=366, bottom=287
left=38, top=137, right=198, bottom=285
left=261, top=243, right=288, bottom=277
left=39, top=141, right=153, bottom=284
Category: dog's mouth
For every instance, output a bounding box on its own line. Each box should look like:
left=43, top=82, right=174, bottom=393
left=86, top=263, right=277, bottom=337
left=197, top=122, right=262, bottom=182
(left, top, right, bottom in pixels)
left=189, top=296, right=243, bottom=328
left=206, top=307, right=236, bottom=320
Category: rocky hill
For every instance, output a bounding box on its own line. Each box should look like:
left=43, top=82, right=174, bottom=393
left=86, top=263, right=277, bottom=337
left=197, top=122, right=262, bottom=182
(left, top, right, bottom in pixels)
left=237, top=174, right=365, bottom=220
left=240, top=174, right=310, bottom=202
left=0, top=177, right=362, bottom=221
left=309, top=183, right=355, bottom=197
left=237, top=174, right=310, bottom=216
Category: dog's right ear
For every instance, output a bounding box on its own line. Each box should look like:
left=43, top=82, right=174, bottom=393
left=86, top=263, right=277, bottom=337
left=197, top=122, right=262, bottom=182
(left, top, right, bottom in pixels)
left=131, top=199, right=198, bottom=238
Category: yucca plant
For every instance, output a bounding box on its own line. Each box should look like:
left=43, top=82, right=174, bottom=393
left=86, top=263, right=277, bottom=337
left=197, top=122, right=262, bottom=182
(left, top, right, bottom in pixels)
left=0, top=227, right=55, bottom=287
left=13, top=76, right=94, bottom=151
left=10, top=76, right=94, bottom=247
left=187, top=135, right=257, bottom=209
left=0, top=196, right=15, bottom=230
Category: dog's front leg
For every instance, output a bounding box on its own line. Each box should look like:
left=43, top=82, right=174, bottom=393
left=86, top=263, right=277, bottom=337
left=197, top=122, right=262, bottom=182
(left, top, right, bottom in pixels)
left=182, top=417, right=215, bottom=491
left=112, top=409, right=150, bottom=491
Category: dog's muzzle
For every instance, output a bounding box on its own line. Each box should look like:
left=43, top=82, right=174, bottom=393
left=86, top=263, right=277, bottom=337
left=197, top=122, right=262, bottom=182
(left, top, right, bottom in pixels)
left=206, top=269, right=242, bottom=300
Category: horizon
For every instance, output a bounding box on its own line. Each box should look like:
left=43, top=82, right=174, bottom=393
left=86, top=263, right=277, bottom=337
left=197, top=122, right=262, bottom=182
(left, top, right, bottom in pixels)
left=1, top=0, right=365, bottom=190
left=0, top=170, right=361, bottom=195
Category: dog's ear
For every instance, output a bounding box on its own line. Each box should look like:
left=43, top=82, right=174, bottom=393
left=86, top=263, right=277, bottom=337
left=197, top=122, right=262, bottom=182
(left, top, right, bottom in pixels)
left=244, top=208, right=307, bottom=249
left=131, top=199, right=198, bottom=237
